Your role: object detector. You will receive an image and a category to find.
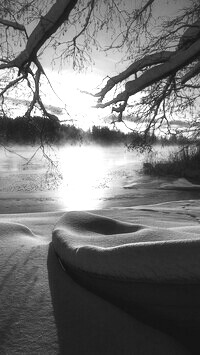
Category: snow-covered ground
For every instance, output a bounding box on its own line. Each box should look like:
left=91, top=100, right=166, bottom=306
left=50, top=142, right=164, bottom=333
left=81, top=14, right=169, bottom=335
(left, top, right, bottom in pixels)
left=1, top=200, right=200, bottom=353
left=1, top=146, right=200, bottom=353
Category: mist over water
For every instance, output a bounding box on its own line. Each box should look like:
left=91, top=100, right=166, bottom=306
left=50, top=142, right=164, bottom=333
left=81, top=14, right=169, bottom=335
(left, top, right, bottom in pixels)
left=57, top=145, right=142, bottom=209
left=0, top=144, right=142, bottom=210
left=1, top=143, right=199, bottom=212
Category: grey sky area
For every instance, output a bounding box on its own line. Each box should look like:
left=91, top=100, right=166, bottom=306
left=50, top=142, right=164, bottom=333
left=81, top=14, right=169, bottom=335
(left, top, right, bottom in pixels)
left=2, top=0, right=197, bottom=130
left=40, top=0, right=192, bottom=76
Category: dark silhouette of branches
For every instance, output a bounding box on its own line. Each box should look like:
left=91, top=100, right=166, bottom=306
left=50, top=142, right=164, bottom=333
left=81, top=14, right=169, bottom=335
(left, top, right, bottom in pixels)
left=0, top=0, right=200, bottom=143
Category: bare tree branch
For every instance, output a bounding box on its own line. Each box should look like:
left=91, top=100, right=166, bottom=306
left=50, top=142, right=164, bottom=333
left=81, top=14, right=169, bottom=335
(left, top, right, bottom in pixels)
left=0, top=18, right=27, bottom=33
left=0, top=75, right=26, bottom=96
left=1, top=0, right=200, bottom=144
left=178, top=19, right=200, bottom=49
left=182, top=61, right=200, bottom=84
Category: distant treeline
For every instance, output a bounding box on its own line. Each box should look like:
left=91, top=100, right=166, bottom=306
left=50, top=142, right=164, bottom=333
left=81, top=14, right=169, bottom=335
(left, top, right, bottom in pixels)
left=0, top=115, right=131, bottom=145
left=0, top=115, right=194, bottom=146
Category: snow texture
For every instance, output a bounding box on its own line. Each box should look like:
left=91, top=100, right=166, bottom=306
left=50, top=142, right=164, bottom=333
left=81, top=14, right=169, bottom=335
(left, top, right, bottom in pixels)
left=53, top=210, right=200, bottom=282
left=1, top=204, right=199, bottom=354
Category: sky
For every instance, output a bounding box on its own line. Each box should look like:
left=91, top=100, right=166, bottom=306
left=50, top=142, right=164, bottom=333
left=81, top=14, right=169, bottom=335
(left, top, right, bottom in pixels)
left=4, top=0, right=193, bottom=131
left=38, top=0, right=191, bottom=130
left=43, top=61, right=117, bottom=130
left=39, top=41, right=126, bottom=130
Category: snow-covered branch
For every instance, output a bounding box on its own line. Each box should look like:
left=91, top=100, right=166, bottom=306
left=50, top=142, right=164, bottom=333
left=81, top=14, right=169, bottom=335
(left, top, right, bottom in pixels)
left=1, top=0, right=200, bottom=142
left=96, top=38, right=200, bottom=108
left=0, top=0, right=78, bottom=72
left=95, top=51, right=173, bottom=101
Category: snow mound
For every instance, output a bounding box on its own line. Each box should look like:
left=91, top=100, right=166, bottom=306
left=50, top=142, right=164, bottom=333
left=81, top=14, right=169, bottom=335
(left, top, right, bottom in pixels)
left=53, top=211, right=200, bottom=282
left=123, top=182, right=138, bottom=189
left=0, top=221, right=35, bottom=239
left=160, top=178, right=200, bottom=190
left=52, top=211, right=200, bottom=331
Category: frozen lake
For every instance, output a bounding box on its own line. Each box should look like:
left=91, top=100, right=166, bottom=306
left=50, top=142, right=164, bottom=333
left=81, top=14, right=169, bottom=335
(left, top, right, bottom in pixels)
left=0, top=144, right=142, bottom=211
left=1, top=144, right=200, bottom=213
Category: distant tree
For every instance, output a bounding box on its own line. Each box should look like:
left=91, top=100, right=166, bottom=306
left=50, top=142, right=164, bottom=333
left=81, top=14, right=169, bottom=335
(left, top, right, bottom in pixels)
left=90, top=125, right=126, bottom=144
left=0, top=115, right=61, bottom=144
left=1, top=1, right=200, bottom=145
left=60, top=124, right=84, bottom=144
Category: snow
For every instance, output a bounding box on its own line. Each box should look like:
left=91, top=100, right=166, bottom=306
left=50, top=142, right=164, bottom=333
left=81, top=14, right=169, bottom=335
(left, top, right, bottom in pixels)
left=52, top=211, right=200, bottom=281
left=160, top=178, right=200, bottom=190
left=2, top=200, right=200, bottom=353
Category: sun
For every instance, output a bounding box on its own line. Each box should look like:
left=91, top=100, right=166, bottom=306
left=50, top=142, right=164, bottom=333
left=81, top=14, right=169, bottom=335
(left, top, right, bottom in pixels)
left=45, top=69, right=107, bottom=128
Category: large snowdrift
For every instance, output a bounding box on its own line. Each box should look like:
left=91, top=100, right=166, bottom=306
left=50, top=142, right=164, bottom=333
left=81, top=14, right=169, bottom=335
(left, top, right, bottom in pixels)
left=1, top=201, right=200, bottom=353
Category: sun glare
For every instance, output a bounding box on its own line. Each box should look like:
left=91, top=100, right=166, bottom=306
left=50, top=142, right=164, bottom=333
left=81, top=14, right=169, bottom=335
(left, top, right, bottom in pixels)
left=5, top=68, right=111, bottom=128
left=45, top=70, right=107, bottom=128
left=57, top=145, right=109, bottom=210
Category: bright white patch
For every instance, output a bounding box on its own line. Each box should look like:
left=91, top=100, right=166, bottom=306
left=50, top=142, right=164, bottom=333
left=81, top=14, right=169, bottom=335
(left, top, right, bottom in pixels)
left=57, top=145, right=109, bottom=210
left=44, top=69, right=110, bottom=129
